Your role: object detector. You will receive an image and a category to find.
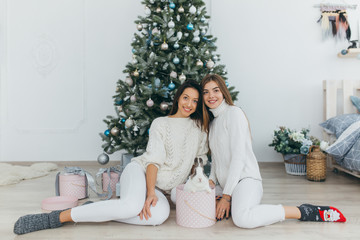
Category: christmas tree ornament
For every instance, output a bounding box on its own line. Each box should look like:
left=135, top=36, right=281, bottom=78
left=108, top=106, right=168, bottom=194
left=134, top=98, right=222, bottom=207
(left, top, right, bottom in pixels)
left=156, top=7, right=161, bottom=13
left=212, top=55, right=218, bottom=61
left=153, top=22, right=158, bottom=26
left=341, top=49, right=348, bottom=55
left=193, top=36, right=200, bottom=43
left=133, top=125, right=139, bottom=132
left=105, top=145, right=114, bottom=154
left=132, top=48, right=136, bottom=53
left=104, top=129, right=110, bottom=136
left=142, top=23, right=148, bottom=28
left=184, top=33, right=189, bottom=37
left=160, top=102, right=169, bottom=111
left=155, top=78, right=161, bottom=87
left=225, top=81, right=229, bottom=87
left=187, top=23, right=194, bottom=31
left=206, top=59, right=215, bottom=69
left=189, top=5, right=196, bottom=14
left=169, top=2, right=175, bottom=9
left=97, top=153, right=109, bottom=165
left=133, top=69, right=139, bottom=77
left=110, top=127, right=120, bottom=136
left=146, top=98, right=154, bottom=107
left=201, top=16, right=206, bottom=22
left=197, top=9, right=201, bottom=15
left=205, top=50, right=210, bottom=54
left=170, top=71, right=177, bottom=78
left=125, top=118, right=134, bottom=128
left=177, top=32, right=183, bottom=40
left=132, top=37, right=136, bottom=42
left=125, top=76, right=133, bottom=86
left=137, top=24, right=143, bottom=31
left=152, top=28, right=159, bottom=34
left=168, top=81, right=176, bottom=90
left=161, top=42, right=169, bottom=50
left=121, top=118, right=126, bottom=123
left=173, top=42, right=179, bottom=49
left=117, top=106, right=123, bottom=112
left=130, top=95, right=137, bottom=102
left=178, top=6, right=184, bottom=13
left=196, top=59, right=203, bottom=67
left=116, top=87, right=120, bottom=92
left=179, top=73, right=186, bottom=83
left=173, top=56, right=180, bottom=64
left=115, top=99, right=123, bottom=105
left=201, top=29, right=207, bottom=35
left=145, top=7, right=151, bottom=16
left=168, top=20, right=175, bottom=28
left=149, top=0, right=154, bottom=3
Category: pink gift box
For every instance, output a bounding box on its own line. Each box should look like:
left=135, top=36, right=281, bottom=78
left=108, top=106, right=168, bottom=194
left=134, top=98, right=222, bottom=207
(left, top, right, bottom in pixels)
left=41, top=196, right=78, bottom=211
left=176, top=184, right=216, bottom=228
left=59, top=174, right=87, bottom=200
left=102, top=172, right=120, bottom=195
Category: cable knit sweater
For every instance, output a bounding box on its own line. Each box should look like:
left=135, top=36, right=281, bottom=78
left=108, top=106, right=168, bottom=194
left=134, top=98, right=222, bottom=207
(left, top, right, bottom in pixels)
left=132, top=116, right=208, bottom=192
left=208, top=100, right=262, bottom=196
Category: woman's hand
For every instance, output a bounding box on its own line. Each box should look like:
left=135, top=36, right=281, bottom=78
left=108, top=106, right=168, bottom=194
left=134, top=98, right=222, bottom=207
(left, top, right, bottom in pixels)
left=139, top=193, right=158, bottom=220
left=216, top=195, right=231, bottom=220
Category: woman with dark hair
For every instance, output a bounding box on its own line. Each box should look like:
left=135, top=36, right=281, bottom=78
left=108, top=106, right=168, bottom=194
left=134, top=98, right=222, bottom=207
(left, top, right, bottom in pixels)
left=201, top=74, right=346, bottom=229
left=14, top=80, right=209, bottom=235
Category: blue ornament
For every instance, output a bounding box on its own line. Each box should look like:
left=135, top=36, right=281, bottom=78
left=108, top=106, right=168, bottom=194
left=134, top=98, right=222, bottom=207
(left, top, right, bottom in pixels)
left=173, top=57, right=180, bottom=64
left=154, top=78, right=161, bottom=87
left=147, top=129, right=150, bottom=134
left=168, top=82, right=175, bottom=90
left=121, top=118, right=126, bottom=123
left=225, top=81, right=229, bottom=87
left=104, top=129, right=110, bottom=136
left=115, top=99, right=123, bottom=105
left=187, top=23, right=194, bottom=31
left=169, top=2, right=175, bottom=9
left=148, top=84, right=152, bottom=89
left=341, top=49, right=348, bottom=55
left=132, top=48, right=136, bottom=53
left=174, top=42, right=179, bottom=49
left=161, top=86, right=169, bottom=98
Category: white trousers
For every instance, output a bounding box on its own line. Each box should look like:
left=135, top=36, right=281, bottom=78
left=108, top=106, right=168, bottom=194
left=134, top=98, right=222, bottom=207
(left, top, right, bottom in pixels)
left=71, top=162, right=170, bottom=226
left=217, top=178, right=285, bottom=229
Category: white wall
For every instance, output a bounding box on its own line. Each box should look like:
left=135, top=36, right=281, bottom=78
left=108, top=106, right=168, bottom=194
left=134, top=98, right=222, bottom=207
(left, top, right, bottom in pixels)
left=1, top=0, right=360, bottom=162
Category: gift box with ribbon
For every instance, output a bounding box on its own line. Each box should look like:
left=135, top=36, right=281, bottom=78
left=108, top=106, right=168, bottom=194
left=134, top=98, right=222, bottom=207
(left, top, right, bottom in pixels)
left=96, top=166, right=122, bottom=198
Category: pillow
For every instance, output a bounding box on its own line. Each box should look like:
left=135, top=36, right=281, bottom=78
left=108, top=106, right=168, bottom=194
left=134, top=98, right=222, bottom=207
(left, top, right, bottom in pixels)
left=326, top=121, right=360, bottom=160
left=342, top=138, right=360, bottom=172
left=350, top=96, right=360, bottom=113
left=319, top=113, right=360, bottom=138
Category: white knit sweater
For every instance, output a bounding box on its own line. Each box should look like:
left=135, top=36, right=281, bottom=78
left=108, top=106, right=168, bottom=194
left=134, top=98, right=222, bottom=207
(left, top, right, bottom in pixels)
left=132, top=116, right=208, bottom=192
left=208, top=100, right=262, bottom=196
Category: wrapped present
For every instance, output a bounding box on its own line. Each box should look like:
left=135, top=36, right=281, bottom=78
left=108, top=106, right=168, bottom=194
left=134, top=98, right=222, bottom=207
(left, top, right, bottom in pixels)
left=96, top=166, right=122, bottom=199
left=176, top=184, right=216, bottom=228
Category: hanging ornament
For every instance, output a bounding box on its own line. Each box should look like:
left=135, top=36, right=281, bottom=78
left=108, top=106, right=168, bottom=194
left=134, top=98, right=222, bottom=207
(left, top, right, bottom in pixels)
left=132, top=48, right=136, bottom=53
left=173, top=56, right=180, bottom=64
left=173, top=42, right=179, bottom=49
left=104, top=129, right=110, bottom=136
left=133, top=69, right=139, bottom=77
left=193, top=36, right=200, bottom=43
left=201, top=28, right=207, bottom=35
left=178, top=6, right=184, bottom=13
left=187, top=23, right=194, bottom=31
left=156, top=7, right=161, bottom=13
left=146, top=98, right=154, bottom=107
left=125, top=118, right=134, bottom=128
left=168, top=20, right=175, bottom=28
left=155, top=78, right=161, bottom=88
left=149, top=0, right=154, bottom=4
left=130, top=95, right=137, bottom=102
left=131, top=37, right=136, bottom=43
left=145, top=7, right=151, bottom=16
left=110, top=127, right=120, bottom=136
left=177, top=32, right=183, bottom=40
left=189, top=5, right=196, bottom=14
left=196, top=60, right=203, bottom=67
left=160, top=102, right=169, bottom=111
left=125, top=76, right=133, bottom=86
left=168, top=81, right=176, bottom=90
left=170, top=71, right=177, bottom=78
left=179, top=73, right=186, bottom=83
left=152, top=28, right=159, bottom=34
left=225, top=81, right=229, bottom=87
left=205, top=50, right=210, bottom=55
left=97, top=153, right=109, bottom=165
left=137, top=24, right=143, bottom=31
left=121, top=118, right=126, bottom=123
left=115, top=99, right=123, bottom=105
left=169, top=2, right=175, bottom=9
left=105, top=145, right=114, bottom=154
left=132, top=57, right=138, bottom=64
left=212, top=55, right=218, bottom=61
left=161, top=42, right=169, bottom=50
left=341, top=49, right=348, bottom=55
left=206, top=59, right=215, bottom=69
left=117, top=106, right=123, bottom=112
left=201, top=16, right=206, bottom=22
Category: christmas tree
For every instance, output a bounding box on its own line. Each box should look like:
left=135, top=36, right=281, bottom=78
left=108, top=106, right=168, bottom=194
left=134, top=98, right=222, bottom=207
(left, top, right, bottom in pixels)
left=98, top=0, right=238, bottom=162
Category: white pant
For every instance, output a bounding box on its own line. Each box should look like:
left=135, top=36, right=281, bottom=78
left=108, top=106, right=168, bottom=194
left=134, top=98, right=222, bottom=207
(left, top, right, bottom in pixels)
left=71, top=162, right=170, bottom=226
left=218, top=178, right=285, bottom=229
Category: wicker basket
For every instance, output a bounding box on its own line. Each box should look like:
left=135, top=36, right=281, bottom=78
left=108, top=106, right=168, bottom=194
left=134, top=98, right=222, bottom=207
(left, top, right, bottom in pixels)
left=306, top=146, right=326, bottom=182
left=282, top=154, right=306, bottom=176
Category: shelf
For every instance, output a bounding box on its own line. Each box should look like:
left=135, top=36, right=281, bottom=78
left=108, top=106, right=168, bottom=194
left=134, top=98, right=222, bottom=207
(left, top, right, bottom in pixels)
left=337, top=48, right=360, bottom=58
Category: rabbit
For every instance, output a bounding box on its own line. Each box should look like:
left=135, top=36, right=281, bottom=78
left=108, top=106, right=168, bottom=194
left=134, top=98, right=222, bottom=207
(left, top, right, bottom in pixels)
left=183, top=157, right=212, bottom=193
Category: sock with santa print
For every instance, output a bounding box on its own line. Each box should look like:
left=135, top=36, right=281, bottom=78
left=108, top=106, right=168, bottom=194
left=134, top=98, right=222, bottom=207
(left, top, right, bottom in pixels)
left=297, top=204, right=346, bottom=222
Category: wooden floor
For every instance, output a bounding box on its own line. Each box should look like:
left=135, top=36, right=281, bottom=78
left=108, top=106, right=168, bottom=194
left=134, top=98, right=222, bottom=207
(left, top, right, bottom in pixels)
left=1, top=162, right=359, bottom=240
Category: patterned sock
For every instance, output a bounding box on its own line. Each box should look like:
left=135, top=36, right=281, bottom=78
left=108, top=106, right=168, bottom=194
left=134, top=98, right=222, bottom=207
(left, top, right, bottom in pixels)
left=298, top=204, right=346, bottom=222
left=13, top=210, right=63, bottom=235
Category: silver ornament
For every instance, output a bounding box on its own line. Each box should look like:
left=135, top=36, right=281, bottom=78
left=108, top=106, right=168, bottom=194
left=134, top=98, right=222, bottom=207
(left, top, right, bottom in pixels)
left=132, top=58, right=138, bottom=64
left=178, top=6, right=184, bottom=13
left=131, top=37, right=136, bottom=43
left=110, top=127, right=120, bottom=136
left=168, top=20, right=175, bottom=28
left=105, top=145, right=114, bottom=154
left=174, top=42, right=179, bottom=49
left=125, top=118, right=134, bottom=128
left=196, top=60, right=203, bottom=67
left=117, top=106, right=123, bottom=112
left=212, top=55, right=218, bottom=61
left=156, top=7, right=161, bottom=13
left=160, top=102, right=169, bottom=111
left=161, top=42, right=169, bottom=50
left=146, top=98, right=154, bottom=107
left=201, top=29, right=206, bottom=35
left=152, top=28, right=159, bottom=34
left=193, top=36, right=200, bottom=43
left=179, top=73, right=186, bottom=83
left=97, top=153, right=109, bottom=165
left=130, top=95, right=137, bottom=102
left=189, top=5, right=196, bottom=14
left=184, top=33, right=189, bottom=37
left=177, top=32, right=183, bottom=40
left=206, top=59, right=215, bottom=69
left=170, top=71, right=177, bottom=78
left=145, top=7, right=151, bottom=16
left=125, top=77, right=133, bottom=86
left=205, top=50, right=210, bottom=54
left=137, top=24, right=143, bottom=31
left=149, top=0, right=154, bottom=3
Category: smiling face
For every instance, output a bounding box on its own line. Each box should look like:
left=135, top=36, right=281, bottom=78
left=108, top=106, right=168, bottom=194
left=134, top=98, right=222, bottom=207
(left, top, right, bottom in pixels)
left=202, top=81, right=224, bottom=109
left=173, top=87, right=199, bottom=118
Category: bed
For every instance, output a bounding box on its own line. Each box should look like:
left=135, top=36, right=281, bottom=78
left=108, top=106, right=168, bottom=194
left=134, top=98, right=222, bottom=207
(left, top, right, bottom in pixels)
left=323, top=80, right=360, bottom=178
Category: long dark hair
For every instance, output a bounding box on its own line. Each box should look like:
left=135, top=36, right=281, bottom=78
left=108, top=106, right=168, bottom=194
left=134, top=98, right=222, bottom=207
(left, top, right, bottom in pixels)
left=168, top=80, right=205, bottom=131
